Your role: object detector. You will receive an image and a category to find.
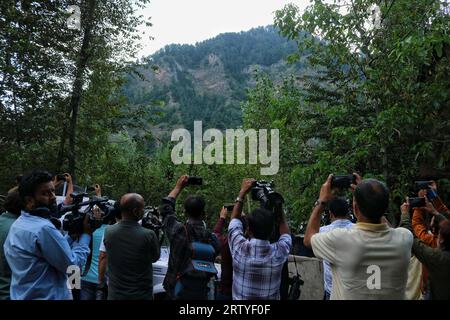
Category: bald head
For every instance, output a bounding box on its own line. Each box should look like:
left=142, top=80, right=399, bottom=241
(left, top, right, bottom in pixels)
left=119, top=193, right=145, bottom=220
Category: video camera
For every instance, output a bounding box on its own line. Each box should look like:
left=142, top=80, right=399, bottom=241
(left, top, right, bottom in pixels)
left=251, top=180, right=284, bottom=210
left=59, top=192, right=111, bottom=235
left=141, top=206, right=163, bottom=238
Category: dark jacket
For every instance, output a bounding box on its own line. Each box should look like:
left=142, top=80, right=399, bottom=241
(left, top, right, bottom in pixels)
left=213, top=217, right=232, bottom=297
left=104, top=220, right=160, bottom=300
left=159, top=197, right=220, bottom=298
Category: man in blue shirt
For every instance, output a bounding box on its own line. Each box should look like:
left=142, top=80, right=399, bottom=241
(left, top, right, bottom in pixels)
left=318, top=197, right=354, bottom=299
left=3, top=170, right=92, bottom=300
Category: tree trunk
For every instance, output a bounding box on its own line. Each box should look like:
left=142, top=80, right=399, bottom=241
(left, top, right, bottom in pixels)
left=373, top=98, right=388, bottom=182
left=6, top=53, right=24, bottom=172
left=67, top=0, right=96, bottom=178
left=56, top=124, right=67, bottom=171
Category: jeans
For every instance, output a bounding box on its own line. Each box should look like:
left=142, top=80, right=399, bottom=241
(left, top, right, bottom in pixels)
left=323, top=290, right=331, bottom=300
left=80, top=280, right=98, bottom=300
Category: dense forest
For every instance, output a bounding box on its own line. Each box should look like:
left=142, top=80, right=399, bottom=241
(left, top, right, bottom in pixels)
left=0, top=0, right=449, bottom=232
left=120, top=25, right=300, bottom=136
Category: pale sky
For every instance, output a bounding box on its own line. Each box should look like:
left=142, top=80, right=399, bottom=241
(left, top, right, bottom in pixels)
left=137, top=0, right=310, bottom=58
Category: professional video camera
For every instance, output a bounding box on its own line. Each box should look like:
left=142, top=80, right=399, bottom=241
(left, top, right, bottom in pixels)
left=251, top=180, right=284, bottom=210
left=59, top=192, right=111, bottom=235
left=141, top=206, right=163, bottom=238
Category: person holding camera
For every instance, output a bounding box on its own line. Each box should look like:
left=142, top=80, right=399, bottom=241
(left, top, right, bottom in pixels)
left=408, top=181, right=449, bottom=299
left=411, top=181, right=449, bottom=248
left=228, top=178, right=292, bottom=300
left=304, top=174, right=413, bottom=299
left=159, top=175, right=220, bottom=300
left=318, top=197, right=354, bottom=300
left=79, top=184, right=109, bottom=300
left=3, top=170, right=92, bottom=300
left=103, top=193, right=160, bottom=300
left=97, top=200, right=121, bottom=300
left=400, top=201, right=450, bottom=299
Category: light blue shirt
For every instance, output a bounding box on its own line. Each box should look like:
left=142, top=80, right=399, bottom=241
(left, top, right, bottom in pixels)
left=3, top=211, right=91, bottom=300
left=82, top=224, right=106, bottom=284
left=319, top=219, right=354, bottom=295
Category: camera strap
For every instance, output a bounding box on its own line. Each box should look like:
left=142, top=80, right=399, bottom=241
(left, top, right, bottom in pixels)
left=292, top=255, right=300, bottom=277
left=288, top=255, right=303, bottom=300
left=81, top=239, right=94, bottom=277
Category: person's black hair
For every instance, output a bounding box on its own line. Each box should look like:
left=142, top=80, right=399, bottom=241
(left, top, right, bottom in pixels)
left=4, top=187, right=21, bottom=215
left=354, top=179, right=389, bottom=222
left=184, top=195, right=205, bottom=219
left=329, top=197, right=349, bottom=218
left=18, top=170, right=53, bottom=204
left=247, top=207, right=275, bottom=240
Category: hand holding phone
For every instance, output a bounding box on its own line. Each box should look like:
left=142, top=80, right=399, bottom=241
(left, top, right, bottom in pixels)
left=187, top=176, right=202, bottom=185
left=331, top=174, right=356, bottom=189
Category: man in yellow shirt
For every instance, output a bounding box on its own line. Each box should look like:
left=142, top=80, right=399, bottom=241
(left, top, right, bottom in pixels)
left=304, top=174, right=413, bottom=300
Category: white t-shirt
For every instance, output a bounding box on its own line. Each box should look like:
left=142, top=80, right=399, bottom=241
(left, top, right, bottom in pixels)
left=319, top=219, right=354, bottom=294
left=311, top=222, right=413, bottom=300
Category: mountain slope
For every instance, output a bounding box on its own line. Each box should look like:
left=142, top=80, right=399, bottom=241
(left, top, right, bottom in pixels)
left=121, top=25, right=303, bottom=141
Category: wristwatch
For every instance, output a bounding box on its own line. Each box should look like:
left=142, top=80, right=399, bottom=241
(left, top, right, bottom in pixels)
left=235, top=196, right=244, bottom=204
left=314, top=199, right=327, bottom=208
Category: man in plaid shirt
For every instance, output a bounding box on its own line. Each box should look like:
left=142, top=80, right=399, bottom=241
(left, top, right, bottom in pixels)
left=228, top=179, right=292, bottom=300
